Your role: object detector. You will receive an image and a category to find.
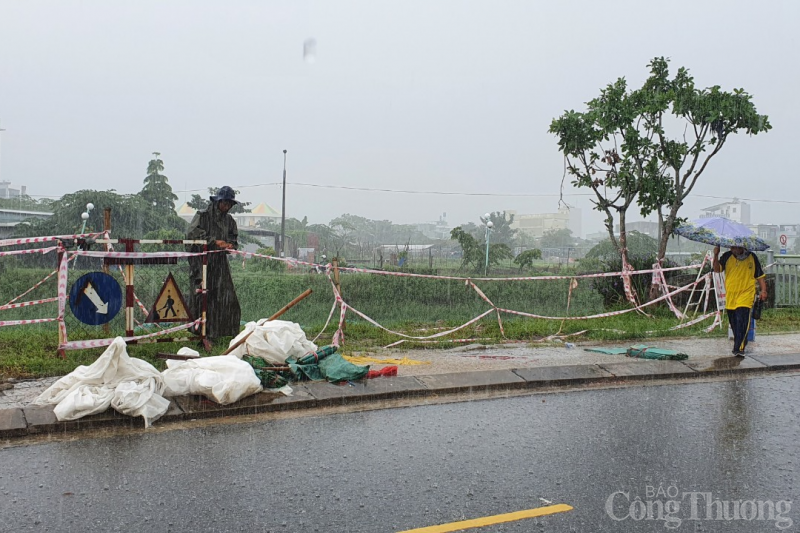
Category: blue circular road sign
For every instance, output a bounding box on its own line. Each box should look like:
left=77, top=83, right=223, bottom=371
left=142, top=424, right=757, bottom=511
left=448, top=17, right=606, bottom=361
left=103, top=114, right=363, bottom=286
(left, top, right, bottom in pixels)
left=69, top=272, right=123, bottom=325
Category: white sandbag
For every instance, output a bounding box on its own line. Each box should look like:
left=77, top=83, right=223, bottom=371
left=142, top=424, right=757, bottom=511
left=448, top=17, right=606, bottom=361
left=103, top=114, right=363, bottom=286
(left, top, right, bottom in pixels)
left=227, top=319, right=317, bottom=364
left=161, top=355, right=262, bottom=405
left=53, top=385, right=114, bottom=421
left=34, top=337, right=169, bottom=428
left=112, top=379, right=171, bottom=423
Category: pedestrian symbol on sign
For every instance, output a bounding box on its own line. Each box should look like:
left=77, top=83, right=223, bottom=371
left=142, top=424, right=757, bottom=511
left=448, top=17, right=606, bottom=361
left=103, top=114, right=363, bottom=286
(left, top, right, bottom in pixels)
left=145, top=272, right=192, bottom=323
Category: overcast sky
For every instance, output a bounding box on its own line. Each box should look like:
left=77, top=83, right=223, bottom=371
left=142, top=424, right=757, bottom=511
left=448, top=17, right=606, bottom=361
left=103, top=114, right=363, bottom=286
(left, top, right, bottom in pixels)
left=0, top=0, right=797, bottom=236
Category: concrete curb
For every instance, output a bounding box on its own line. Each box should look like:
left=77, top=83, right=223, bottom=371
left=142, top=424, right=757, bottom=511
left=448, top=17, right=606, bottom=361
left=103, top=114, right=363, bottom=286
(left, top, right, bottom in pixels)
left=2, top=354, right=800, bottom=440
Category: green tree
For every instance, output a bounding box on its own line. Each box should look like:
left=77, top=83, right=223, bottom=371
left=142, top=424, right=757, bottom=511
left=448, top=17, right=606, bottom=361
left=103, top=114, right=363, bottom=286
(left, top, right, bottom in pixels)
left=585, top=231, right=657, bottom=260
left=450, top=226, right=512, bottom=274
left=187, top=187, right=251, bottom=214
left=186, top=193, right=209, bottom=211
left=141, top=152, right=178, bottom=213
left=513, top=249, right=542, bottom=271
left=538, top=228, right=574, bottom=249
left=581, top=231, right=672, bottom=307
left=15, top=189, right=187, bottom=239
left=0, top=194, right=47, bottom=211
left=140, top=228, right=186, bottom=252
left=550, top=57, right=770, bottom=270
left=483, top=211, right=517, bottom=245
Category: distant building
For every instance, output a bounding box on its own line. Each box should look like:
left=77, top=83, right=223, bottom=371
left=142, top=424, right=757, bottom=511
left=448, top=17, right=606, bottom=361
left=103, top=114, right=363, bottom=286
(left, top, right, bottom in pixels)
left=176, top=203, right=197, bottom=224
left=775, top=224, right=800, bottom=250
left=701, top=198, right=750, bottom=224
left=615, top=220, right=659, bottom=239
left=741, top=223, right=800, bottom=249
left=176, top=202, right=280, bottom=228
left=416, top=213, right=451, bottom=240
left=0, top=181, right=25, bottom=199
left=231, top=203, right=281, bottom=229
left=507, top=206, right=582, bottom=239
left=0, top=208, right=52, bottom=239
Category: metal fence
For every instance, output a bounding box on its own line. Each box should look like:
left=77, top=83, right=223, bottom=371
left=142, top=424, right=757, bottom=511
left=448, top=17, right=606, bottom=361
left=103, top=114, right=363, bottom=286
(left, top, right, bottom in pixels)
left=0, top=235, right=206, bottom=352
left=771, top=253, right=800, bottom=307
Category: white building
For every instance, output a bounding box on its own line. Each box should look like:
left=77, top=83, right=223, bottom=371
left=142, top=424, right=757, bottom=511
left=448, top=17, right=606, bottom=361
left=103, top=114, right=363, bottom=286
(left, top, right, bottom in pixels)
left=701, top=199, right=750, bottom=225
left=0, top=208, right=52, bottom=238
left=745, top=223, right=800, bottom=249
left=0, top=181, right=25, bottom=199
left=507, top=206, right=582, bottom=239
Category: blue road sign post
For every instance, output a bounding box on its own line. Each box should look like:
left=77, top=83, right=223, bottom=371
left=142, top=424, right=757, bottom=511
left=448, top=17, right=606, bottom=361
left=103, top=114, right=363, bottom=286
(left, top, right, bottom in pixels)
left=69, top=272, right=123, bottom=326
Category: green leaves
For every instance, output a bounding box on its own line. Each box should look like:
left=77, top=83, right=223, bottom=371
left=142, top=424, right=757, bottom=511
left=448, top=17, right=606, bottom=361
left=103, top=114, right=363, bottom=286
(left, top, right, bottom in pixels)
left=513, top=248, right=542, bottom=271
left=141, top=155, right=178, bottom=213
left=15, top=189, right=187, bottom=239
left=550, top=56, right=770, bottom=265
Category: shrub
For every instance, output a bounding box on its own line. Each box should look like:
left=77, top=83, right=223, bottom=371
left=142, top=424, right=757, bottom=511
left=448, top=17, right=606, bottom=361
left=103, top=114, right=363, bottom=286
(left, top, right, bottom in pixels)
left=251, top=247, right=286, bottom=272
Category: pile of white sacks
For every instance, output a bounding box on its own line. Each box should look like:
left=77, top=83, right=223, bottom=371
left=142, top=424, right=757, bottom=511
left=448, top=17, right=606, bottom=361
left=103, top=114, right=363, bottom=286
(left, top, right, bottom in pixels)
left=33, top=320, right=318, bottom=428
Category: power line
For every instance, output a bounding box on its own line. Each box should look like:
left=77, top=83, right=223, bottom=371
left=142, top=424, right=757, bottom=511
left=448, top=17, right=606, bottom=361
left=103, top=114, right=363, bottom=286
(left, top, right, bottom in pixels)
left=694, top=194, right=800, bottom=205
left=174, top=182, right=594, bottom=198
left=20, top=185, right=800, bottom=204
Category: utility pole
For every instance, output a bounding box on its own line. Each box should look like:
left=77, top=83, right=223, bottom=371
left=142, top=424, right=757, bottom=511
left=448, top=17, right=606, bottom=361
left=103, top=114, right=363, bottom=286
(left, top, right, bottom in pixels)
left=280, top=149, right=287, bottom=257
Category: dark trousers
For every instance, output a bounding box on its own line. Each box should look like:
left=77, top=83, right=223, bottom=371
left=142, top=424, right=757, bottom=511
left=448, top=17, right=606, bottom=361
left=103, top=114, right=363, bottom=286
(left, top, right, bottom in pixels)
left=727, top=307, right=753, bottom=354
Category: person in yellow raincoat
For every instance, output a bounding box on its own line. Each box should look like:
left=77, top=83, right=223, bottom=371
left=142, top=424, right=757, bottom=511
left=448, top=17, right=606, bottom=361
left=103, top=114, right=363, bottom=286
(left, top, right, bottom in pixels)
left=713, top=245, right=767, bottom=356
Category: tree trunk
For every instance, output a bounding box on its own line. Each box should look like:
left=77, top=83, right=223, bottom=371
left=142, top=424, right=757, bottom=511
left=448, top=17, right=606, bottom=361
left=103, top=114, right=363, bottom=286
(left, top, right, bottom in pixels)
left=618, top=211, right=631, bottom=269
left=649, top=202, right=681, bottom=301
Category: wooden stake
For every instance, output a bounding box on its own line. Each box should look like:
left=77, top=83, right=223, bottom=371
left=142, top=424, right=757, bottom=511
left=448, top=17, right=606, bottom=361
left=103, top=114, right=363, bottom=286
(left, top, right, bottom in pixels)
left=332, top=258, right=345, bottom=331
left=221, top=288, right=313, bottom=355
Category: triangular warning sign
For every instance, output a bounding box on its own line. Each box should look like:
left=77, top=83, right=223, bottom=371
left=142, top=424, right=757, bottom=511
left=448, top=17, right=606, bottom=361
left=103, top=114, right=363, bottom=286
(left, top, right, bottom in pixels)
left=145, top=272, right=193, bottom=323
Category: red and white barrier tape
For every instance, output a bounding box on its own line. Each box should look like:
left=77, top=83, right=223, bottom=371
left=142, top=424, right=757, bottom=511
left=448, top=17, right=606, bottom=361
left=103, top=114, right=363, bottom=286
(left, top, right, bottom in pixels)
left=320, top=258, right=717, bottom=345
left=496, top=272, right=712, bottom=321
left=384, top=338, right=493, bottom=348
left=59, top=319, right=202, bottom=350
left=4, top=258, right=73, bottom=306
left=70, top=250, right=203, bottom=258
left=332, top=300, right=348, bottom=347
left=0, top=246, right=58, bottom=257
left=57, top=246, right=69, bottom=343
left=311, top=300, right=339, bottom=344
left=0, top=297, right=59, bottom=311
left=664, top=311, right=717, bottom=331
left=230, top=249, right=703, bottom=282
left=620, top=253, right=642, bottom=311
left=0, top=232, right=105, bottom=248
left=0, top=318, right=58, bottom=328
left=467, top=280, right=506, bottom=338
left=345, top=304, right=496, bottom=342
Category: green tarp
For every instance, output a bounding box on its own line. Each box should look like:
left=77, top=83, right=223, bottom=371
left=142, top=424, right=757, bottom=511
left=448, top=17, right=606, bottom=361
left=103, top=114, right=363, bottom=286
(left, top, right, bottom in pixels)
left=244, top=345, right=370, bottom=385
left=584, top=344, right=688, bottom=361
left=288, top=353, right=369, bottom=383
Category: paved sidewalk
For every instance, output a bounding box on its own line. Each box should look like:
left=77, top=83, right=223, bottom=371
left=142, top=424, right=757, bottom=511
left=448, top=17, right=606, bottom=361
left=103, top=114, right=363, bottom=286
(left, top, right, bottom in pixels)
left=2, top=333, right=800, bottom=439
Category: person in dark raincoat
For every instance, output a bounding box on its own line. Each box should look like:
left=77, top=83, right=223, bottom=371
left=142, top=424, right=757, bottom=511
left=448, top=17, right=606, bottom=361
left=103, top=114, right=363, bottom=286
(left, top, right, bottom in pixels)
left=187, top=186, right=242, bottom=341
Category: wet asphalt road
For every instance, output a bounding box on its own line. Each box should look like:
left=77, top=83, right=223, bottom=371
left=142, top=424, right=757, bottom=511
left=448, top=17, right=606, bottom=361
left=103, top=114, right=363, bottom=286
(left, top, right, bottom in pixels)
left=0, top=374, right=798, bottom=533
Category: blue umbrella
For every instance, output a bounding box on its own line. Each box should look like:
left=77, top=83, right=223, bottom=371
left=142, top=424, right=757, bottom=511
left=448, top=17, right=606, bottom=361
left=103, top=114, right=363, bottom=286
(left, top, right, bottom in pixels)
left=673, top=217, right=769, bottom=251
